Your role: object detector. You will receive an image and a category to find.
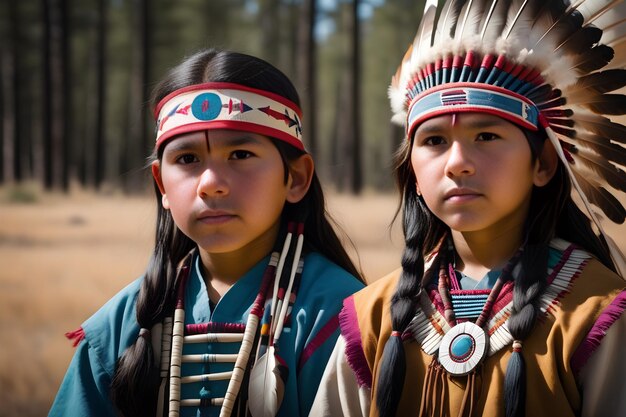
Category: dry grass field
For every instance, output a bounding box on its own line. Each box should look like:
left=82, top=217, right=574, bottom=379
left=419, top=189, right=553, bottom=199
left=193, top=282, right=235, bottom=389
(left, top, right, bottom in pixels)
left=2, top=186, right=624, bottom=417
left=0, top=187, right=403, bottom=417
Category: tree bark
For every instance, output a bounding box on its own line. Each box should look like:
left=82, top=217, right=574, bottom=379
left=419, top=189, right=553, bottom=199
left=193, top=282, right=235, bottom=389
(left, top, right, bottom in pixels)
left=124, top=0, right=150, bottom=192
left=1, top=0, right=18, bottom=184
left=61, top=0, right=71, bottom=191
left=297, top=0, right=318, bottom=157
left=259, top=0, right=280, bottom=65
left=94, top=0, right=107, bottom=189
left=42, top=0, right=67, bottom=190
left=350, top=0, right=362, bottom=194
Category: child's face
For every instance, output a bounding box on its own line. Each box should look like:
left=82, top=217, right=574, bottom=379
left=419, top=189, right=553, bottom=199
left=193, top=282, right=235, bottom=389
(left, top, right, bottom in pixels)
left=152, top=130, right=302, bottom=258
left=411, top=113, right=545, bottom=238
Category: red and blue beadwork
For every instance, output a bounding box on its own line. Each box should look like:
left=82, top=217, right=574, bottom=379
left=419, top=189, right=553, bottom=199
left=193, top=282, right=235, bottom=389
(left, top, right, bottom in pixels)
left=438, top=321, right=488, bottom=376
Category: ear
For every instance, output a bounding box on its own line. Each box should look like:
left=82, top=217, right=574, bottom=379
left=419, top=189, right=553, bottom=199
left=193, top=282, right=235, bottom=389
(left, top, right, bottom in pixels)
left=151, top=161, right=170, bottom=209
left=286, top=154, right=314, bottom=203
left=533, top=140, right=559, bottom=187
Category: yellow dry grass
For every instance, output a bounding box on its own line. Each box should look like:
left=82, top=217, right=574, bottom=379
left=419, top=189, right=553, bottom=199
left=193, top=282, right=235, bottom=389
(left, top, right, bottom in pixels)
left=2, top=188, right=623, bottom=417
left=0, top=189, right=403, bottom=417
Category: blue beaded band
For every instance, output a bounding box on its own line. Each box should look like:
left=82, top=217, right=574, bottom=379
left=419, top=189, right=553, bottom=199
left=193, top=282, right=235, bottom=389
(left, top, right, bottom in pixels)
left=407, top=82, right=540, bottom=137
left=451, top=293, right=490, bottom=319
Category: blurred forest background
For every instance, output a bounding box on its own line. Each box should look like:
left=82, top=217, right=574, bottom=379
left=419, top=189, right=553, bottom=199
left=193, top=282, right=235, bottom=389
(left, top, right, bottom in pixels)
left=4, top=1, right=624, bottom=416
left=0, top=1, right=428, bottom=415
left=0, top=0, right=427, bottom=194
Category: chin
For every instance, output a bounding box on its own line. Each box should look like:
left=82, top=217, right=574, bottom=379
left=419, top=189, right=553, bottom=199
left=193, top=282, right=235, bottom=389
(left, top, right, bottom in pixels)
left=441, top=216, right=491, bottom=233
left=196, top=238, right=245, bottom=254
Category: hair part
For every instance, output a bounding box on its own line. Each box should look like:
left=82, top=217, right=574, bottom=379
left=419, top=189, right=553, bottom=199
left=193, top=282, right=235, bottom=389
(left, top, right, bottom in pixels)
left=111, top=48, right=363, bottom=417
left=376, top=125, right=615, bottom=416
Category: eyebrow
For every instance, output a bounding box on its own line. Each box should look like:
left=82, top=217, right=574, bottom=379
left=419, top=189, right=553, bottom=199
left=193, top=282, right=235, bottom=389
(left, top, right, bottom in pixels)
left=163, top=133, right=263, bottom=154
left=162, top=139, right=202, bottom=154
left=219, top=135, right=263, bottom=147
left=417, top=117, right=509, bottom=134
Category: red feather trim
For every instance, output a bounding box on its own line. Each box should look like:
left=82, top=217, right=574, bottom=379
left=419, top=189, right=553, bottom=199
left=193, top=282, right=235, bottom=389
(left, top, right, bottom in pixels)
left=65, top=327, right=85, bottom=347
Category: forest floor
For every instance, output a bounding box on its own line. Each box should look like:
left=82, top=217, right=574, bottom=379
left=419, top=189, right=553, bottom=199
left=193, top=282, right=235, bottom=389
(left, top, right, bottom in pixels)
left=0, top=187, right=404, bottom=417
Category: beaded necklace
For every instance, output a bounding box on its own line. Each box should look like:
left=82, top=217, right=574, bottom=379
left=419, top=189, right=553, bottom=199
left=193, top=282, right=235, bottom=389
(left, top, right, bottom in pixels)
left=159, top=222, right=305, bottom=417
left=436, top=248, right=523, bottom=376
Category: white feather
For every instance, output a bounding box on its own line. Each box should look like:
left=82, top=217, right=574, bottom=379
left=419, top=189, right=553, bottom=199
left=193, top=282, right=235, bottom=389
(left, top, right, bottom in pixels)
left=592, top=3, right=626, bottom=45
left=575, top=0, right=623, bottom=23
left=412, top=0, right=439, bottom=64
left=248, top=347, right=285, bottom=417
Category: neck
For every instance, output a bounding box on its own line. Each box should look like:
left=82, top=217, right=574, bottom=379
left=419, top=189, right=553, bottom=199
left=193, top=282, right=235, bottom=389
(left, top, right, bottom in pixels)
left=198, top=223, right=280, bottom=303
left=451, top=222, right=525, bottom=280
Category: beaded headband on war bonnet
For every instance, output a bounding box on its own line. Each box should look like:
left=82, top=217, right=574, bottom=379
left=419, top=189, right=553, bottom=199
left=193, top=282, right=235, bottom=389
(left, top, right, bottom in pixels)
left=154, top=82, right=304, bottom=151
left=389, top=0, right=626, bottom=277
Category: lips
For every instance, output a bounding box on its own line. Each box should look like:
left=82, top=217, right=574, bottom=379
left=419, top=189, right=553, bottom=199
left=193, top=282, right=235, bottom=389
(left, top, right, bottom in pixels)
left=196, top=209, right=236, bottom=224
left=443, top=187, right=482, bottom=201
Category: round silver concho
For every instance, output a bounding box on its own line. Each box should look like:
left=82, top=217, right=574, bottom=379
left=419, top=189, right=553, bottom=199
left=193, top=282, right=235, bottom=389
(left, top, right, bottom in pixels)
left=438, top=321, right=488, bottom=376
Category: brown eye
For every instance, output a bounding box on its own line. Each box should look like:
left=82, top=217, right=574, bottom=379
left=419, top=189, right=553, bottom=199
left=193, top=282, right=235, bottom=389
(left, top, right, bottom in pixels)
left=423, top=136, right=446, bottom=146
left=176, top=154, right=198, bottom=164
left=476, top=132, right=499, bottom=141
left=230, top=150, right=254, bottom=160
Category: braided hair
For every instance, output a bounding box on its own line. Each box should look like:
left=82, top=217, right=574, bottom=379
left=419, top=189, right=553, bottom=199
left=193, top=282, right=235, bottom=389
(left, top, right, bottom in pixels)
left=376, top=128, right=615, bottom=417
left=110, top=49, right=363, bottom=417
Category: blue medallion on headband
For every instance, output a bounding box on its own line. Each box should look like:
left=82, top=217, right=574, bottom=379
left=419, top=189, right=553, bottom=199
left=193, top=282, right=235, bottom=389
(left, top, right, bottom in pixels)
left=192, top=93, right=222, bottom=121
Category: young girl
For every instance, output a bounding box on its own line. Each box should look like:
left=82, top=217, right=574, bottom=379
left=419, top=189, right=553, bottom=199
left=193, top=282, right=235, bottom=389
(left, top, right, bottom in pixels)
left=311, top=0, right=626, bottom=416
left=49, top=49, right=365, bottom=417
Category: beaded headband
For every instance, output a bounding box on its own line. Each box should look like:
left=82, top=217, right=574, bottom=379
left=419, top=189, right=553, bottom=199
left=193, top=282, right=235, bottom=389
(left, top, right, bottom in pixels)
left=407, top=82, right=541, bottom=137
left=390, top=0, right=626, bottom=276
left=154, top=82, right=304, bottom=151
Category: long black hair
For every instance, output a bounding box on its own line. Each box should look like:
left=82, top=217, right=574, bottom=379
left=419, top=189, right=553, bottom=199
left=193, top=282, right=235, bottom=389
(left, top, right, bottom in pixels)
left=375, top=126, right=615, bottom=417
left=110, top=49, right=364, bottom=417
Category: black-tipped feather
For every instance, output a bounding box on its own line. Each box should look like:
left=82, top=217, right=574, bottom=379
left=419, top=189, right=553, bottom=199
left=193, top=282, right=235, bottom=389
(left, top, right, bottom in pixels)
left=455, top=0, right=491, bottom=39
left=573, top=44, right=615, bottom=72
left=549, top=117, right=576, bottom=128
left=412, top=1, right=439, bottom=64
left=502, top=0, right=544, bottom=40
left=572, top=171, right=626, bottom=224
left=532, top=2, right=582, bottom=49
left=550, top=125, right=577, bottom=138
left=583, top=94, right=626, bottom=115
left=575, top=132, right=626, bottom=162
left=526, top=83, right=555, bottom=104
left=575, top=69, right=626, bottom=94
left=570, top=147, right=626, bottom=192
left=573, top=112, right=626, bottom=140
left=435, top=0, right=468, bottom=43
left=557, top=25, right=602, bottom=55
left=481, top=0, right=514, bottom=41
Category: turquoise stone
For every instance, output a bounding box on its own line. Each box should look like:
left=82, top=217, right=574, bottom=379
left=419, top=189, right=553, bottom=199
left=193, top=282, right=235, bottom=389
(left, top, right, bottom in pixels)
left=450, top=334, right=474, bottom=361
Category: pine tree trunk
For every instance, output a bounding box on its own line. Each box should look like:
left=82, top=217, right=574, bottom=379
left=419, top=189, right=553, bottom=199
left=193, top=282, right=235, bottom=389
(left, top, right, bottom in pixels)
left=124, top=0, right=149, bottom=192
left=94, top=0, right=107, bottom=189
left=1, top=0, right=17, bottom=184
left=297, top=0, right=318, bottom=157
left=350, top=0, right=362, bottom=194
left=42, top=0, right=67, bottom=190
left=259, top=0, right=280, bottom=65
left=61, top=0, right=71, bottom=191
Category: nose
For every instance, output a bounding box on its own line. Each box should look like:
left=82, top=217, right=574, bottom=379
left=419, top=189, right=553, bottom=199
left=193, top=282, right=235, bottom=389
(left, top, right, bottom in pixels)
left=445, top=141, right=475, bottom=178
left=197, top=163, right=229, bottom=198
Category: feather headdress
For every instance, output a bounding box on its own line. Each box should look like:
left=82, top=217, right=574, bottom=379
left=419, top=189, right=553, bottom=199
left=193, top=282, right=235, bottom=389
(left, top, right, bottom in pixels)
left=390, top=0, right=626, bottom=276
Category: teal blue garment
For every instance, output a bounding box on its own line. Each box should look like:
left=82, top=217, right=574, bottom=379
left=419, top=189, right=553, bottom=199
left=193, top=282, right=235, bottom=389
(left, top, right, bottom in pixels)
left=454, top=246, right=563, bottom=290
left=457, top=269, right=501, bottom=289
left=48, top=252, right=364, bottom=417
